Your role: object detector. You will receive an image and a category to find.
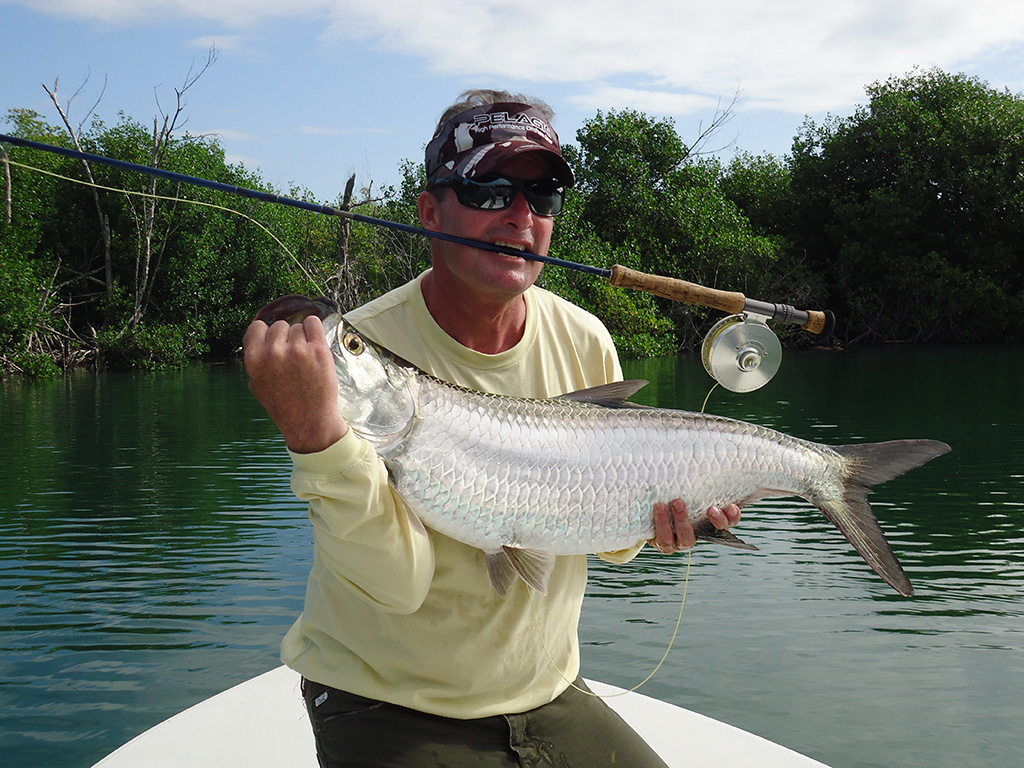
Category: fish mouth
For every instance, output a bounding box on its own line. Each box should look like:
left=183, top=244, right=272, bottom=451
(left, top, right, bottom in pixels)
left=255, top=294, right=339, bottom=325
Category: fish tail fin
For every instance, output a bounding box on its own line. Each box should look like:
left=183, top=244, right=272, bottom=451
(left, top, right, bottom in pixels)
left=819, top=440, right=950, bottom=597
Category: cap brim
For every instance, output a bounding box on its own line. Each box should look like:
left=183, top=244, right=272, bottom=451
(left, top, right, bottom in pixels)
left=449, top=140, right=575, bottom=187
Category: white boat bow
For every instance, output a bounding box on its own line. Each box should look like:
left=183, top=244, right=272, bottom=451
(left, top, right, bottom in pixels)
left=92, top=665, right=830, bottom=767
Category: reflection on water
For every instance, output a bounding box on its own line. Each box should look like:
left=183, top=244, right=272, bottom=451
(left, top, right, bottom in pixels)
left=1, top=348, right=1022, bottom=768
left=0, top=365, right=311, bottom=767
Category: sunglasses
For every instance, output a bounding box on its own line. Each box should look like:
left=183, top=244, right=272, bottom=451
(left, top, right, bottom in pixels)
left=430, top=175, right=566, bottom=216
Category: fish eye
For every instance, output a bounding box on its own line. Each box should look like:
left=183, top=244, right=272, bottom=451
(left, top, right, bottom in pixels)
left=342, top=332, right=365, bottom=355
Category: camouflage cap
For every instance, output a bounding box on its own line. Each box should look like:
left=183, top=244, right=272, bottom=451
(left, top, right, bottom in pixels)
left=425, top=102, right=575, bottom=187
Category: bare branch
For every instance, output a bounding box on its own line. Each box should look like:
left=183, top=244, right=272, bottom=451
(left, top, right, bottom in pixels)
left=1, top=143, right=11, bottom=225
left=43, top=76, right=114, bottom=293
left=65, top=69, right=107, bottom=134
left=130, top=45, right=219, bottom=328
left=156, top=45, right=220, bottom=140
left=688, top=88, right=742, bottom=157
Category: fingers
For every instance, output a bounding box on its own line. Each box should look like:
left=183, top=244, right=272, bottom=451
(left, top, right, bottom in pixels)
left=242, top=315, right=348, bottom=454
left=245, top=316, right=329, bottom=378
left=707, top=503, right=742, bottom=530
left=649, top=498, right=696, bottom=554
left=648, top=500, right=742, bottom=554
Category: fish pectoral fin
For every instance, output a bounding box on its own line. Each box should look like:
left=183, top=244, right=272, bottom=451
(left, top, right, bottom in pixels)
left=388, top=482, right=428, bottom=538
left=692, top=517, right=758, bottom=550
left=485, top=547, right=556, bottom=596
left=557, top=380, right=649, bottom=407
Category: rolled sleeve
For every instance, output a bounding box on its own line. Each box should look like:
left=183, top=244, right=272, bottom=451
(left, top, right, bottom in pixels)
left=290, top=432, right=434, bottom=613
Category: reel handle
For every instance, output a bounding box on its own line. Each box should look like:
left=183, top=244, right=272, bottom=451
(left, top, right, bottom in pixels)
left=609, top=265, right=833, bottom=335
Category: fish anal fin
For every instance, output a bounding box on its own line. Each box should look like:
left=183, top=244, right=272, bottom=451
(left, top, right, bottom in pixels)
left=558, top=380, right=649, bottom=407
left=692, top=517, right=758, bottom=550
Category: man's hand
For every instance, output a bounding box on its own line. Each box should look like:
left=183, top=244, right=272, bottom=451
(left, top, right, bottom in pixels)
left=243, top=315, right=348, bottom=454
left=649, top=499, right=742, bottom=554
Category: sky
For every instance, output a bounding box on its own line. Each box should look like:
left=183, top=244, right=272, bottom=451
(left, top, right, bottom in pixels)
left=3, top=1, right=1024, bottom=203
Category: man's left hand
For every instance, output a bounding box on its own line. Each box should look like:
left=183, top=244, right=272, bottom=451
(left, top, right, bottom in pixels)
left=649, top=499, right=742, bottom=554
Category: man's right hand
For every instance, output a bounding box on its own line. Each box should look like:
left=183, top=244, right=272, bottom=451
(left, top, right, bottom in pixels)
left=243, top=315, right=348, bottom=454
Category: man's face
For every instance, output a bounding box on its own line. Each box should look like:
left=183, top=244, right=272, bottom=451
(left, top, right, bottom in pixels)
left=418, top=153, right=558, bottom=304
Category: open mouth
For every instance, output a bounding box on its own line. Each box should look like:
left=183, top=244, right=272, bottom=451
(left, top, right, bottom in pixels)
left=492, top=241, right=528, bottom=257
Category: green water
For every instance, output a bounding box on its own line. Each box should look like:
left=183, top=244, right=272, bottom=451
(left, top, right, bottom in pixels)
left=1, top=347, right=1022, bottom=767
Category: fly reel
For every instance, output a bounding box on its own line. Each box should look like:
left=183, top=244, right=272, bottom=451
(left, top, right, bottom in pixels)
left=701, top=313, right=781, bottom=393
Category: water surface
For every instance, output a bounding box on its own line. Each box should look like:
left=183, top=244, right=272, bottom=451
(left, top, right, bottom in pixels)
left=1, top=346, right=1021, bottom=767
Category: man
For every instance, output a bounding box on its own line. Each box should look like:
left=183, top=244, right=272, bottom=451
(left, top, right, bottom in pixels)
left=244, top=90, right=740, bottom=767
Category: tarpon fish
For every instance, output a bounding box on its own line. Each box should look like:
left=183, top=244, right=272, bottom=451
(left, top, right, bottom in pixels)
left=257, top=295, right=950, bottom=598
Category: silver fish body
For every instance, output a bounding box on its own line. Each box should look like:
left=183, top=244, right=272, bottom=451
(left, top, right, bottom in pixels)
left=280, top=302, right=949, bottom=599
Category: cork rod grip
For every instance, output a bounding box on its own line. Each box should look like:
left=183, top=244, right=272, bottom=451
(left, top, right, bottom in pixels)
left=609, top=264, right=747, bottom=314
left=802, top=311, right=829, bottom=335
left=610, top=265, right=834, bottom=335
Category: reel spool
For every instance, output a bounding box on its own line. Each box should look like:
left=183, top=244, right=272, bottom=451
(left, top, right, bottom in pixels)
left=701, top=313, right=782, bottom=393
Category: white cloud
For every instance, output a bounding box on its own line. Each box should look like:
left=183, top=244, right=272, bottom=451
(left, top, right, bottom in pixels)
left=222, top=152, right=260, bottom=168
left=187, top=34, right=247, bottom=53
left=5, top=0, right=332, bottom=25
left=11, top=0, right=1024, bottom=118
left=567, top=87, right=726, bottom=118
left=312, top=0, right=1024, bottom=119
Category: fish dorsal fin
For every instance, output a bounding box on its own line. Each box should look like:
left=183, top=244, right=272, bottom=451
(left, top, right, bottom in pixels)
left=484, top=547, right=556, bottom=597
left=558, top=380, right=649, bottom=407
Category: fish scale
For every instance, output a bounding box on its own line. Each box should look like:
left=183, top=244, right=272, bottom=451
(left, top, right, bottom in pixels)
left=394, top=378, right=837, bottom=554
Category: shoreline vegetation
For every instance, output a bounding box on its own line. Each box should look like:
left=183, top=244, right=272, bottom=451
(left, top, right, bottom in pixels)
left=3, top=67, right=1023, bottom=377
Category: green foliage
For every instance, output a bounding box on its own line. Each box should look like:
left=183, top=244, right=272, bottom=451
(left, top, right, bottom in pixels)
left=94, top=323, right=201, bottom=370
left=720, top=151, right=794, bottom=237
left=2, top=109, right=332, bottom=373
left=544, top=193, right=677, bottom=357
left=570, top=109, right=791, bottom=348
left=343, top=160, right=432, bottom=309
left=5, top=66, right=1024, bottom=376
left=790, top=67, right=1024, bottom=342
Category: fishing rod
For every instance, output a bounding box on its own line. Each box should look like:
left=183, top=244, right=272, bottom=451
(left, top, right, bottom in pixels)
left=1, top=133, right=834, bottom=330
left=1, top=132, right=836, bottom=391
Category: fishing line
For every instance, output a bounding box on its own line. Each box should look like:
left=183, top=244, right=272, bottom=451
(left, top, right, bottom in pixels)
left=701, top=382, right=720, bottom=414
left=3, top=158, right=328, bottom=294
left=527, top=547, right=693, bottom=699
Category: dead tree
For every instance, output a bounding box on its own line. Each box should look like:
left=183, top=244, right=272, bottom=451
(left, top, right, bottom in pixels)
left=1, top=143, right=11, bottom=225
left=335, top=174, right=357, bottom=309
left=43, top=74, right=113, bottom=295
left=129, top=46, right=218, bottom=329
left=334, top=175, right=383, bottom=312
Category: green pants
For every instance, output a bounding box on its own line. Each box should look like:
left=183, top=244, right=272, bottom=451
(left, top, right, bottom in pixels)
left=302, top=677, right=670, bottom=768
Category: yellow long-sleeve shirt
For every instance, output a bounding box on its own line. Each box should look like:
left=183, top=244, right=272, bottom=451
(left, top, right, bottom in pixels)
left=280, top=271, right=643, bottom=718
